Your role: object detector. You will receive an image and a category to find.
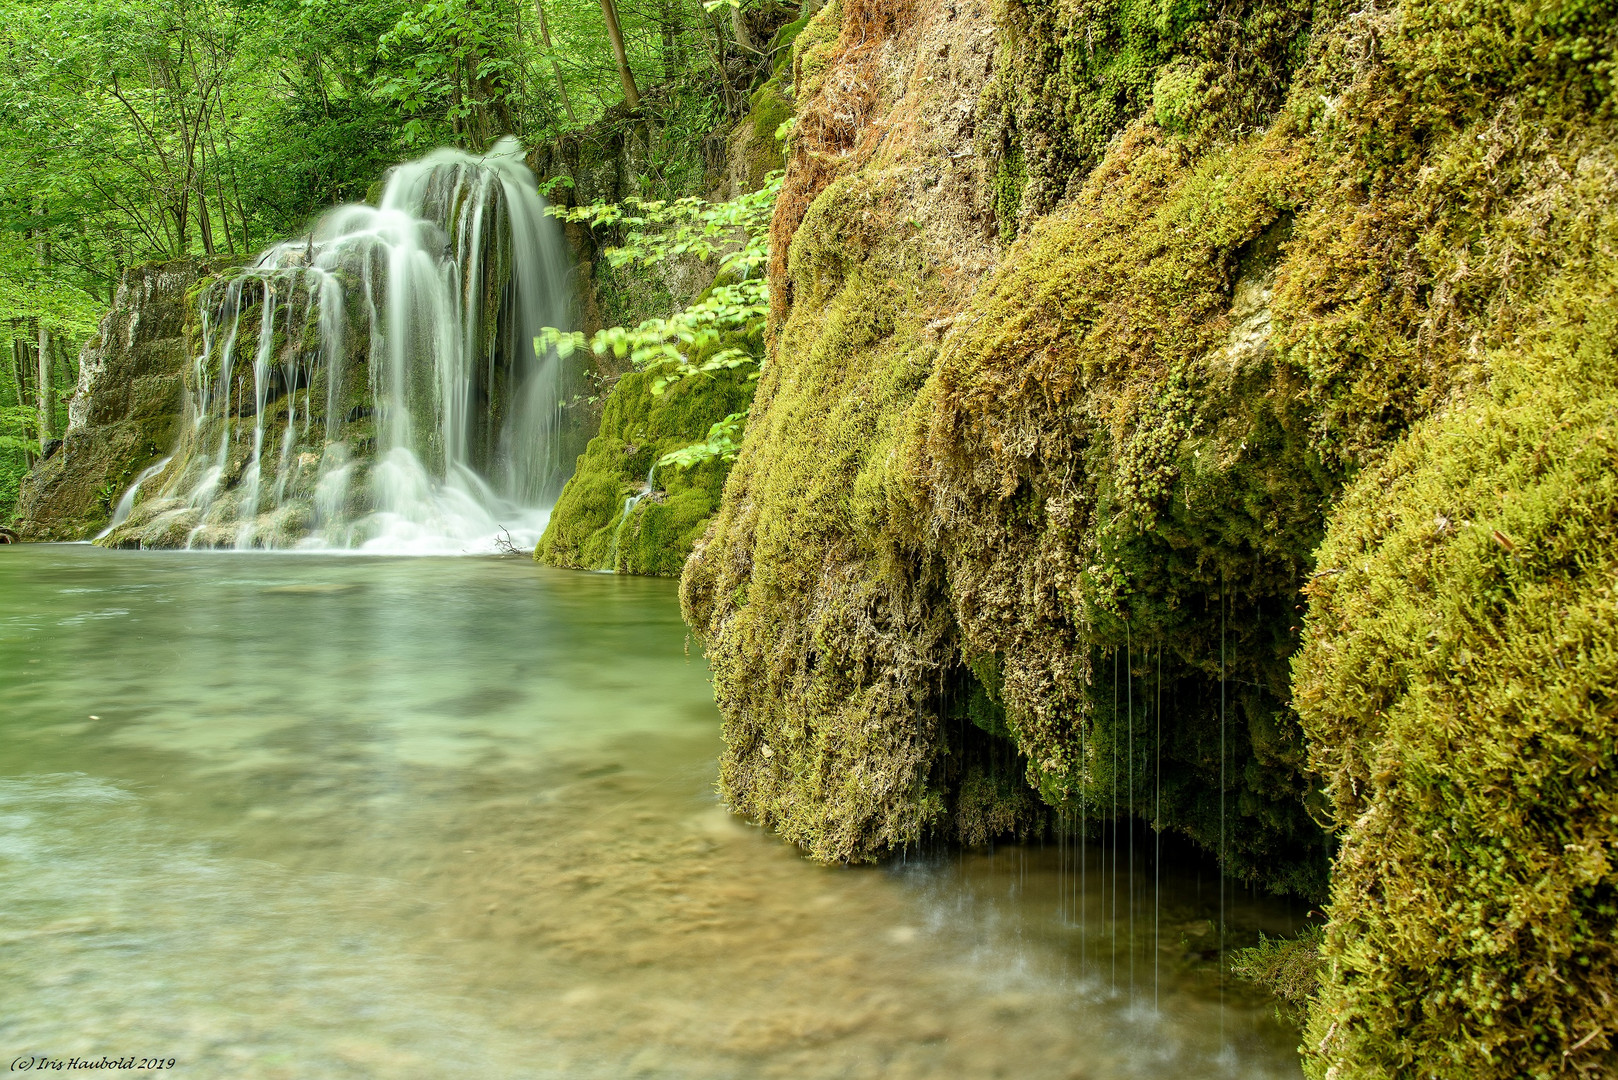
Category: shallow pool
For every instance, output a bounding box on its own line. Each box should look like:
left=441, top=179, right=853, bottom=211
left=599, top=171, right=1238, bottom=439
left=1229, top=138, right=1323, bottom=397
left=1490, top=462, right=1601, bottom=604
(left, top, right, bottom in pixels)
left=0, top=546, right=1304, bottom=1078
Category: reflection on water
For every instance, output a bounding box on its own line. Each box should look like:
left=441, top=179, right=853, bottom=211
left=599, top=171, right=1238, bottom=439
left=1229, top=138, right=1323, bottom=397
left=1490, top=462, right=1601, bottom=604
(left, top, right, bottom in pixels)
left=0, top=547, right=1305, bottom=1078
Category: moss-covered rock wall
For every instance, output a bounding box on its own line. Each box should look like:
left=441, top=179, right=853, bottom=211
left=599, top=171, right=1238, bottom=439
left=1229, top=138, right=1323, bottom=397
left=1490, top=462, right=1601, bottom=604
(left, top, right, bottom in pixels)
left=99, top=261, right=376, bottom=549
left=12, top=260, right=216, bottom=541
left=683, top=0, right=1618, bottom=1072
left=681, top=0, right=1027, bottom=861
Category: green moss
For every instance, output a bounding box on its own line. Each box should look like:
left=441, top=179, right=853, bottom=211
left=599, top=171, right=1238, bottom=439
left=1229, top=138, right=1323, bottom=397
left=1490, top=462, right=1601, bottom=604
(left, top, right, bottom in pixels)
left=682, top=159, right=1024, bottom=861
left=791, top=0, right=844, bottom=101
left=687, top=1, right=1618, bottom=1070
left=905, top=118, right=1337, bottom=892
left=1293, top=264, right=1618, bottom=1076
left=746, top=80, right=792, bottom=170
left=990, top=144, right=1025, bottom=245
left=983, top=0, right=1318, bottom=233
left=537, top=366, right=754, bottom=576
left=1232, top=924, right=1323, bottom=1024
left=719, top=75, right=793, bottom=198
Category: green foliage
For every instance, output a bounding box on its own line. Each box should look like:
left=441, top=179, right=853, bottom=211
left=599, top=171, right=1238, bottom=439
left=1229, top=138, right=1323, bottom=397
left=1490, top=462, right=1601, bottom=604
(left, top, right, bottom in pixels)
left=374, top=0, right=525, bottom=148
left=0, top=0, right=792, bottom=355
left=0, top=404, right=37, bottom=522
left=539, top=171, right=777, bottom=412
left=537, top=172, right=780, bottom=574
left=548, top=170, right=778, bottom=271
left=539, top=279, right=767, bottom=393
left=658, top=411, right=745, bottom=468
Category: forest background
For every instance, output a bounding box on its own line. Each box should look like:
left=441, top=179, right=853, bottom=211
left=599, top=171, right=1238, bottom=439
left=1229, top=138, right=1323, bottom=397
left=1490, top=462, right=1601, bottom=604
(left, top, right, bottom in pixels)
left=0, top=0, right=782, bottom=518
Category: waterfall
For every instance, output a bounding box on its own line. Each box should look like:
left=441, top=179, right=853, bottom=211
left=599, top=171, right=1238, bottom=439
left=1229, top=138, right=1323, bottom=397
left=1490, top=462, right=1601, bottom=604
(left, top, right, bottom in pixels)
left=95, top=457, right=173, bottom=540
left=116, top=137, right=572, bottom=554
left=604, top=464, right=658, bottom=572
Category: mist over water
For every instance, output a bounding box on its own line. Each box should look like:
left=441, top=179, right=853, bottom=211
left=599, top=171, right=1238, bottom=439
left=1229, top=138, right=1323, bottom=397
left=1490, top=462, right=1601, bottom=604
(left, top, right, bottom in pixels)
left=0, top=547, right=1306, bottom=1078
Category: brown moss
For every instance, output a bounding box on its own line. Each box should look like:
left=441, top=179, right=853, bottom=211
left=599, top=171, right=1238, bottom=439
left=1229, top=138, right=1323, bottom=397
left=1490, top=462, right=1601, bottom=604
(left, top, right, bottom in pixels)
left=768, top=0, right=922, bottom=330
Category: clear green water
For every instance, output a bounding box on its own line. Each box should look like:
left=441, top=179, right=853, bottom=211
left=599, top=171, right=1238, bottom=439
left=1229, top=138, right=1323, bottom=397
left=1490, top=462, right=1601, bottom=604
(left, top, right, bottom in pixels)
left=0, top=546, right=1305, bottom=1078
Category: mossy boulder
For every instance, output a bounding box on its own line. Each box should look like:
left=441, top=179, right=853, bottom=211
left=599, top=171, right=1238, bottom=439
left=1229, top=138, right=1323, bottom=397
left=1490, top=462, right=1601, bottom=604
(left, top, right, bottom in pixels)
left=716, top=78, right=792, bottom=200
left=681, top=0, right=1028, bottom=861
left=537, top=366, right=754, bottom=576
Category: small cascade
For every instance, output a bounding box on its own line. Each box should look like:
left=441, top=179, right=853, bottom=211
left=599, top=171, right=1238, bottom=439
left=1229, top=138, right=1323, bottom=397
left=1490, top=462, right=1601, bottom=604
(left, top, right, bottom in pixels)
left=96, top=457, right=173, bottom=540
left=109, top=136, right=572, bottom=553
left=604, top=464, right=658, bottom=572
left=1219, top=574, right=1228, bottom=1045
left=1111, top=647, right=1120, bottom=995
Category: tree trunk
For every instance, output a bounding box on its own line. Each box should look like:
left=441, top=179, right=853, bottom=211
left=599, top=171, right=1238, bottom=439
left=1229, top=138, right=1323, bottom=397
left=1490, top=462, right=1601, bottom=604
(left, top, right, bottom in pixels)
left=598, top=0, right=641, bottom=108
left=12, top=335, right=37, bottom=467
left=6, top=330, right=27, bottom=418
left=698, top=2, right=740, bottom=115
left=660, top=0, right=684, bottom=81
left=36, top=322, right=53, bottom=450
left=33, top=205, right=53, bottom=450
left=534, top=0, right=578, bottom=123
left=195, top=182, right=216, bottom=256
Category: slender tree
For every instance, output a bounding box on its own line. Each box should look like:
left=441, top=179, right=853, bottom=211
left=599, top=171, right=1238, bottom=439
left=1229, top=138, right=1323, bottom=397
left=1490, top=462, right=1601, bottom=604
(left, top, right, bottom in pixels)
left=534, top=0, right=578, bottom=123
left=597, top=0, right=639, bottom=108
left=34, top=204, right=50, bottom=450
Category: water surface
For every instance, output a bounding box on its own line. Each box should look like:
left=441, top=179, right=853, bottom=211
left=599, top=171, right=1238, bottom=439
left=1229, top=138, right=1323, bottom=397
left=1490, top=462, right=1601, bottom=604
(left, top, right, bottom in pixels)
left=0, top=546, right=1304, bottom=1078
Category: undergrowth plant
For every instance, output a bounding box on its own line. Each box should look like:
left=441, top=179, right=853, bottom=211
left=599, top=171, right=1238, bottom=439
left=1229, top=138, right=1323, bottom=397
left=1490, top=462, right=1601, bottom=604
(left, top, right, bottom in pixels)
left=536, top=172, right=778, bottom=468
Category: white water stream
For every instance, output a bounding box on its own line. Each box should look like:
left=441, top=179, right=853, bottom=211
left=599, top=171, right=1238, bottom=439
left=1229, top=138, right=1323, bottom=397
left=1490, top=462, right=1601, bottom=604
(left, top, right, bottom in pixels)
left=122, top=137, right=570, bottom=554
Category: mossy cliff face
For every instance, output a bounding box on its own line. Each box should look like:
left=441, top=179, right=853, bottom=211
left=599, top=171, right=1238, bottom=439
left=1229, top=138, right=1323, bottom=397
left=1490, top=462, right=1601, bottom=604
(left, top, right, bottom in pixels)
left=1296, top=284, right=1618, bottom=1078
left=12, top=261, right=215, bottom=540
left=686, top=0, right=1618, bottom=1071
left=682, top=0, right=1030, bottom=861
left=537, top=366, right=753, bottom=575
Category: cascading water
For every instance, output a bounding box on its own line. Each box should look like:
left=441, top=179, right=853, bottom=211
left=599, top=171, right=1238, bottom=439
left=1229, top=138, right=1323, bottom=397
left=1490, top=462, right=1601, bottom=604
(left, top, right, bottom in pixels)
left=604, top=463, right=658, bottom=572
left=108, top=137, right=572, bottom=554
left=95, top=456, right=173, bottom=541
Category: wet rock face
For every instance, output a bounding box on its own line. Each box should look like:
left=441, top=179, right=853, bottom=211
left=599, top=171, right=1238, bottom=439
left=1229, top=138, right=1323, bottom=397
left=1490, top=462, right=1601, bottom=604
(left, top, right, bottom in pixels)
left=13, top=261, right=213, bottom=541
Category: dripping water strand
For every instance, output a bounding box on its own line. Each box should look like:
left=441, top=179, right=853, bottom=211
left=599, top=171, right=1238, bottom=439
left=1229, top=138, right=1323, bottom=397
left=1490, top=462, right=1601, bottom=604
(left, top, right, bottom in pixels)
left=95, top=457, right=174, bottom=540
left=1220, top=572, right=1227, bottom=1055
left=605, top=464, right=657, bottom=572
left=1127, top=621, right=1134, bottom=1006
left=1155, top=644, right=1162, bottom=1013
left=1111, top=646, right=1118, bottom=996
